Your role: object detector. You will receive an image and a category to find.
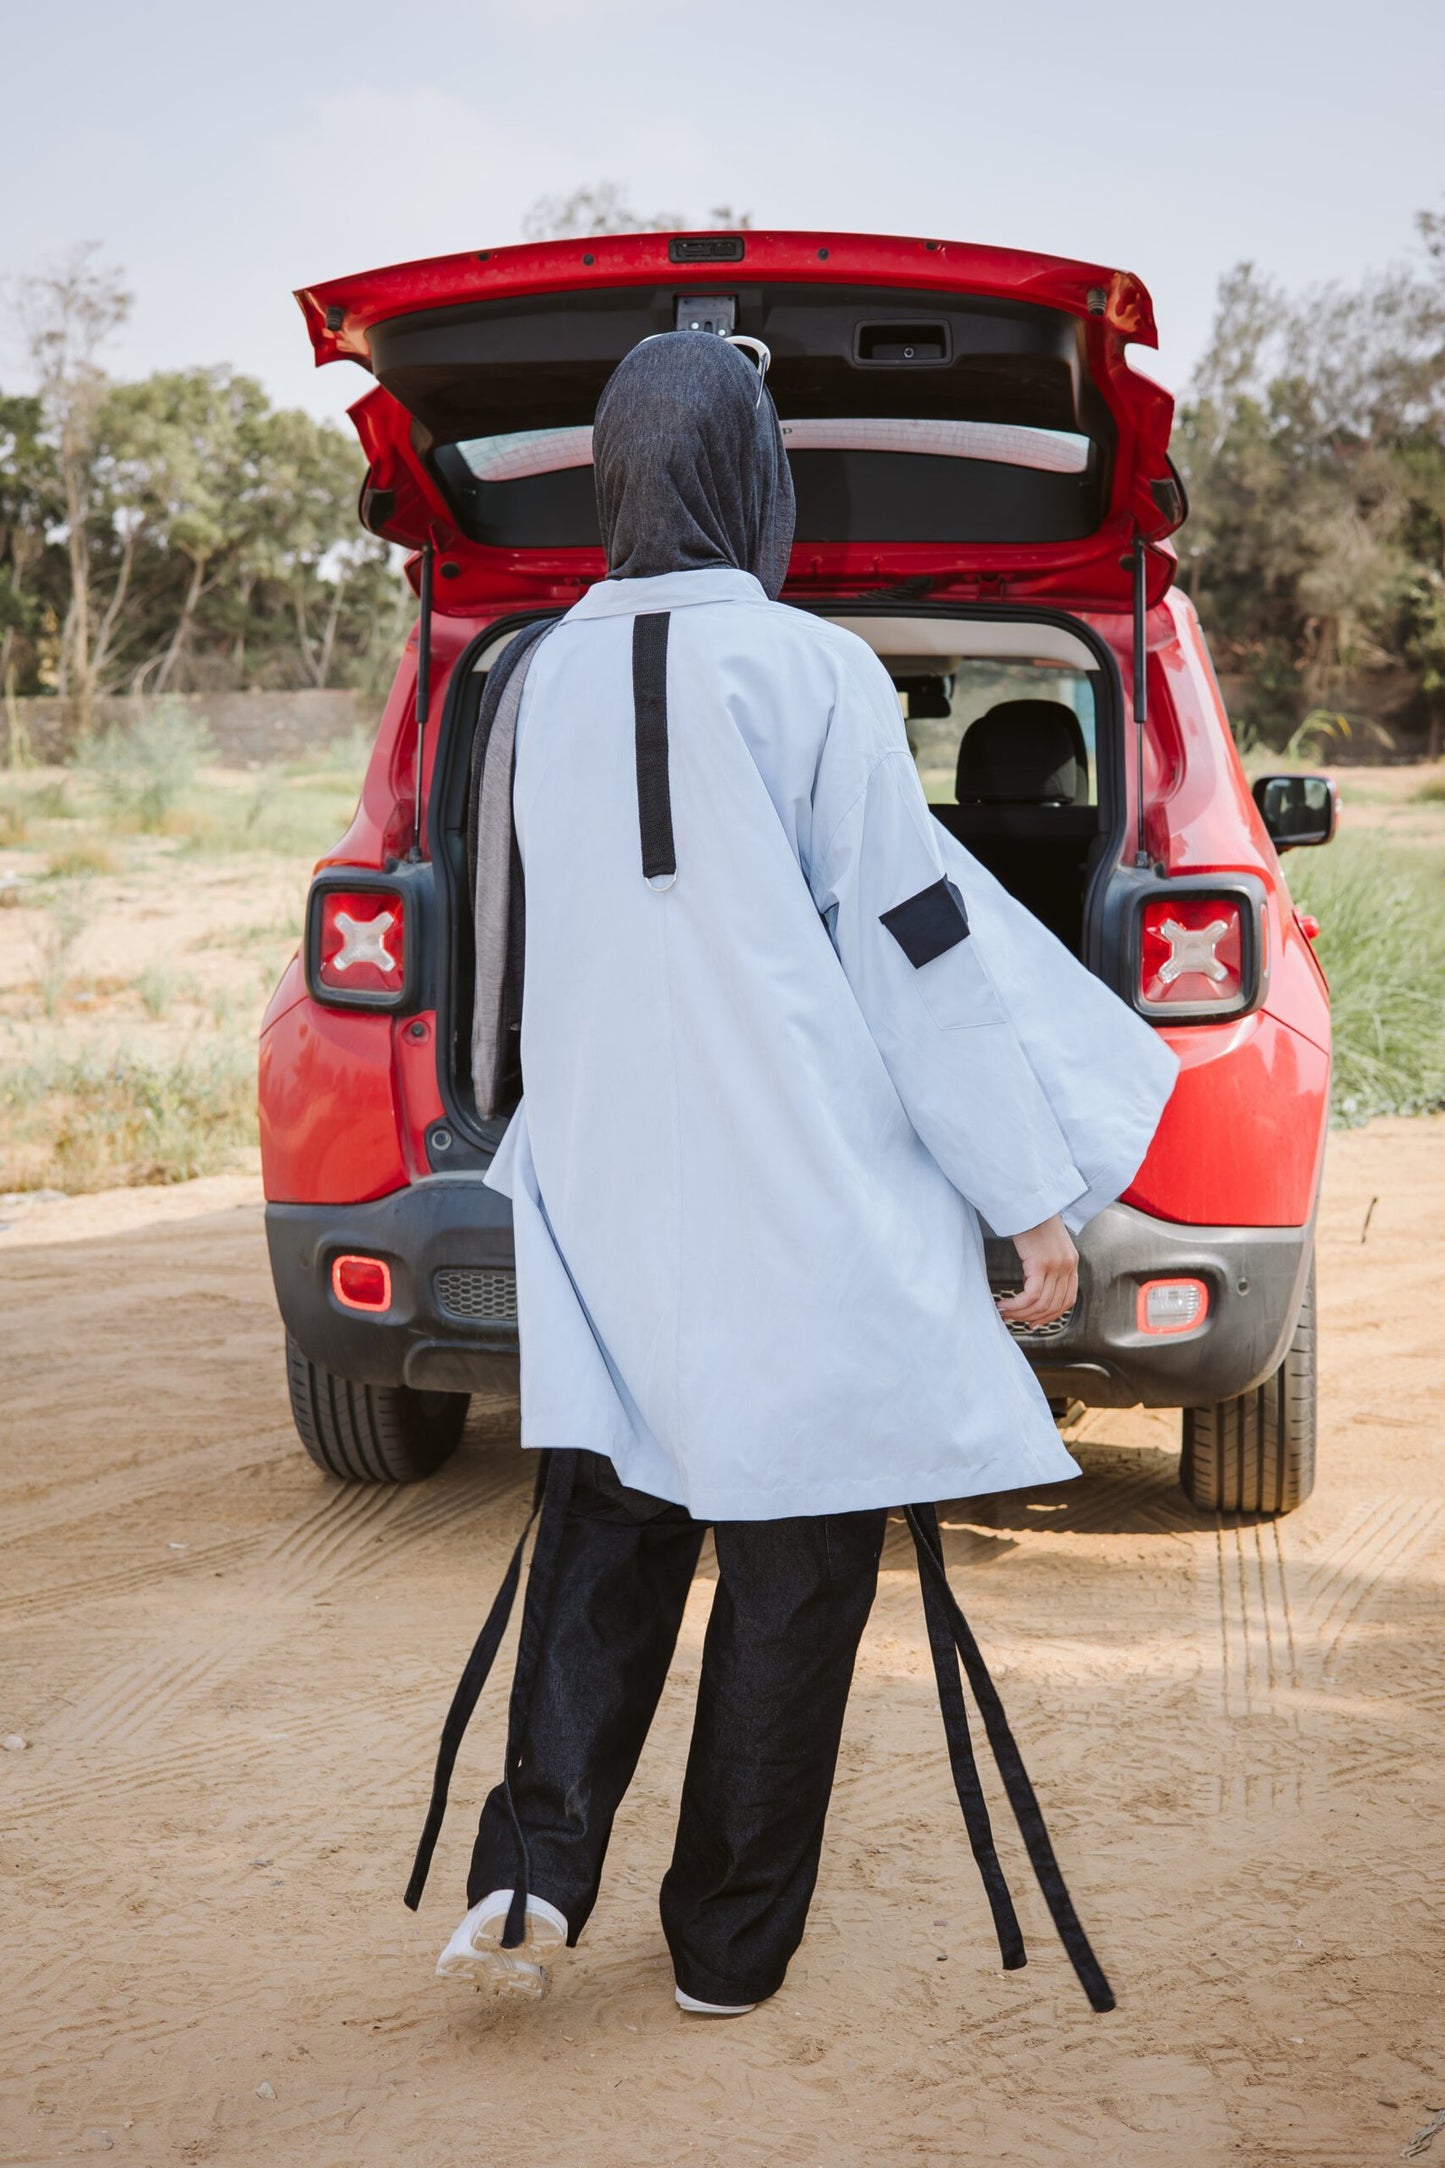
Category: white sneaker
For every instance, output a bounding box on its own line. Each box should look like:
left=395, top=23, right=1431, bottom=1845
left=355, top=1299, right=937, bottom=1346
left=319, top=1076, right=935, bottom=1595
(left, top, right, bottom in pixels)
left=675, top=1987, right=756, bottom=2017
left=436, top=1889, right=569, bottom=1999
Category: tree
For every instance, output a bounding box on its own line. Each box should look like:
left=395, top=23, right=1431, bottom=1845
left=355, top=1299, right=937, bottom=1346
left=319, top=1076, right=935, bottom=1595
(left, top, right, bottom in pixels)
left=1173, top=208, right=1445, bottom=751
left=98, top=368, right=278, bottom=694
left=16, top=244, right=131, bottom=733
left=251, top=405, right=395, bottom=690
left=0, top=393, right=63, bottom=746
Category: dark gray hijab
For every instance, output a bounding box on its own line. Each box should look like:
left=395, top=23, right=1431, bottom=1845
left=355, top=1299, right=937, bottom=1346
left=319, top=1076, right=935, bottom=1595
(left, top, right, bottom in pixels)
left=593, top=331, right=796, bottom=599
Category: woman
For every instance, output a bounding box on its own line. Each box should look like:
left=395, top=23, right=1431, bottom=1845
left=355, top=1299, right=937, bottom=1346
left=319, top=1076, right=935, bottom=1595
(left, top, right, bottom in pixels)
left=415, top=332, right=1176, bottom=2015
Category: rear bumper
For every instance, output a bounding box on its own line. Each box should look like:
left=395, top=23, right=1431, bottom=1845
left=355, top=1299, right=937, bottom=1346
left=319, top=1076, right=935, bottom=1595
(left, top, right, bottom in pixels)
left=989, top=1201, right=1314, bottom=1408
left=267, top=1183, right=1313, bottom=1411
left=266, top=1176, right=520, bottom=1394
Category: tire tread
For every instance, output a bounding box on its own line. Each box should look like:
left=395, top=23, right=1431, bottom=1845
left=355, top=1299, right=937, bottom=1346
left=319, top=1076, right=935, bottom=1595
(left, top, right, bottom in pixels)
left=284, top=1335, right=467, bottom=1484
left=1180, top=1261, right=1316, bottom=1517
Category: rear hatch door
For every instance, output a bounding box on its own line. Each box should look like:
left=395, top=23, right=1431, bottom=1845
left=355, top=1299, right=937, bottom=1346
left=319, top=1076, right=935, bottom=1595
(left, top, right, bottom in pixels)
left=297, top=230, right=1181, bottom=610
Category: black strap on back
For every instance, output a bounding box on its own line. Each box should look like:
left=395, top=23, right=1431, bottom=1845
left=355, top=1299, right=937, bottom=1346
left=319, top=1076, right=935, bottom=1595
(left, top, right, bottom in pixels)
left=632, top=612, right=676, bottom=883
left=403, top=1450, right=577, bottom=1920
left=905, top=1503, right=1116, bottom=2013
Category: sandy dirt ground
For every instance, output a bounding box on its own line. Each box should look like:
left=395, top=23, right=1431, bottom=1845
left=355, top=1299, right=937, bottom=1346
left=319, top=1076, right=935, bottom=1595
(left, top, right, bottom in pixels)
left=2, top=1118, right=1443, bottom=2167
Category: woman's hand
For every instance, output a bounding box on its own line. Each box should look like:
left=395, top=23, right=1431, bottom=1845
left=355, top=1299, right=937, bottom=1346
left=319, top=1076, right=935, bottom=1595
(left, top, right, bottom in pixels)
left=997, top=1215, right=1079, bottom=1329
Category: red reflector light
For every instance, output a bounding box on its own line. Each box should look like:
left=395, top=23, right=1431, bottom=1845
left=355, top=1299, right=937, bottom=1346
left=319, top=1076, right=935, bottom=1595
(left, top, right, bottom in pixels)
left=1136, top=1277, right=1209, bottom=1336
left=1139, top=896, right=1244, bottom=1013
left=316, top=889, right=405, bottom=998
left=332, top=1255, right=393, bottom=1312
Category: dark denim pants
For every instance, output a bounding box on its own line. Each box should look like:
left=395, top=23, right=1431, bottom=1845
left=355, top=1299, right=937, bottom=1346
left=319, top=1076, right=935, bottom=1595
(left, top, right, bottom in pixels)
left=467, top=1450, right=887, bottom=2006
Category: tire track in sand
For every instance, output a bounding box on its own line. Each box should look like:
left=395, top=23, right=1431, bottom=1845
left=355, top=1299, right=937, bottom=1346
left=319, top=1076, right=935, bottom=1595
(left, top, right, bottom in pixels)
left=1208, top=1492, right=1445, bottom=1810
left=0, top=1452, right=532, bottom=1828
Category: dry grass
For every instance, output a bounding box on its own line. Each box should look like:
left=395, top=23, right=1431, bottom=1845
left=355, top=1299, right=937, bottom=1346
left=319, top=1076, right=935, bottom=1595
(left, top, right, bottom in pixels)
left=46, top=839, right=120, bottom=879
left=0, top=732, right=367, bottom=1192
left=0, top=1041, right=257, bottom=1192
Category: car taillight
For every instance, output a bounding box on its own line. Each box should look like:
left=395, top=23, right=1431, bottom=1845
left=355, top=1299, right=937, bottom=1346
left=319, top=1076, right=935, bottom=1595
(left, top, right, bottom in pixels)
left=1138, top=896, right=1246, bottom=1017
left=317, top=890, right=403, bottom=996
left=305, top=873, right=415, bottom=1011
left=332, top=1255, right=393, bottom=1312
left=1136, top=1278, right=1209, bottom=1335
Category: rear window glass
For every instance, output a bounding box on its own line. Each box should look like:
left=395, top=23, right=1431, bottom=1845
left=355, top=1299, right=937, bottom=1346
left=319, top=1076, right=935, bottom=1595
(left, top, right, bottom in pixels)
left=452, top=419, right=1090, bottom=482
left=434, top=419, right=1101, bottom=550
left=899, top=659, right=1100, bottom=808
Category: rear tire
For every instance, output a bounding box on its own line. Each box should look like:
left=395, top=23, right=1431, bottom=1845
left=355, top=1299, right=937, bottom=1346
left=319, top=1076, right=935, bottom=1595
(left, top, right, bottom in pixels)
left=1179, top=1258, right=1317, bottom=1516
left=285, top=1334, right=468, bottom=1483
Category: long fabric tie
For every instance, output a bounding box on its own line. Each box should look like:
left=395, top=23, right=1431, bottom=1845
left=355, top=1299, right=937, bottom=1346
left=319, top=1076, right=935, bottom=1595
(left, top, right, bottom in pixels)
left=905, top=1502, right=1116, bottom=2013
left=405, top=1478, right=1112, bottom=2003
left=403, top=1450, right=577, bottom=1939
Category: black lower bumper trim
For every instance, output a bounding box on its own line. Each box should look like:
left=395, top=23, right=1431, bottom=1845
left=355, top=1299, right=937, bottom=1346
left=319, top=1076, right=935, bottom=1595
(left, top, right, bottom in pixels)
left=268, top=1183, right=1313, bottom=1411
left=989, top=1201, right=1314, bottom=1407
left=266, top=1177, right=520, bottom=1391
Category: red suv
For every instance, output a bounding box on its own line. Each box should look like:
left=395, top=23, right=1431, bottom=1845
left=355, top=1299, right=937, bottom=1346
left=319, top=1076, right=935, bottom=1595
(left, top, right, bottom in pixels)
left=261, top=230, right=1335, bottom=1517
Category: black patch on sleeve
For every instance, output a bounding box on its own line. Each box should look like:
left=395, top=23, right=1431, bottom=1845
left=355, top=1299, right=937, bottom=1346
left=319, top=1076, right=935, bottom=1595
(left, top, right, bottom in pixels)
left=879, top=878, right=970, bottom=967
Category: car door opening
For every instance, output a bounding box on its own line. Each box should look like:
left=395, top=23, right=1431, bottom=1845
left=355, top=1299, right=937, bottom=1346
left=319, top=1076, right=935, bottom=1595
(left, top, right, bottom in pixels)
left=428, top=605, right=1120, bottom=1135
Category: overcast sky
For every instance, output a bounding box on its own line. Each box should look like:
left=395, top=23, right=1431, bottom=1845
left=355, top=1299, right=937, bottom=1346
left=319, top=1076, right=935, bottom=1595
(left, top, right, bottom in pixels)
left=2, top=0, right=1441, bottom=431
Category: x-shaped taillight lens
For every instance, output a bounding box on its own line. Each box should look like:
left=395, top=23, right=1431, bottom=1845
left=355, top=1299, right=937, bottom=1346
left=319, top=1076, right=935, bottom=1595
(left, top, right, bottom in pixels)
left=1140, top=896, right=1245, bottom=1013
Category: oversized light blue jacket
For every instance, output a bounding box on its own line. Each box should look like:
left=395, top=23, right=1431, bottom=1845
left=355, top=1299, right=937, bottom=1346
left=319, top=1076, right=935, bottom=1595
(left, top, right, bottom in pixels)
left=485, top=566, right=1177, bottom=1519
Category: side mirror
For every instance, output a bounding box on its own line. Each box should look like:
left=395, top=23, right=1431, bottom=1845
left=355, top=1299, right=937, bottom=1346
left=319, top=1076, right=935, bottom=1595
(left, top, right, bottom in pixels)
left=1252, top=773, right=1338, bottom=851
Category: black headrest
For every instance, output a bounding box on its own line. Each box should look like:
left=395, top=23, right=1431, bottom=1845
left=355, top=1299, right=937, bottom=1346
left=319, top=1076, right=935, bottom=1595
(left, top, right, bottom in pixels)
left=955, top=700, right=1089, bottom=807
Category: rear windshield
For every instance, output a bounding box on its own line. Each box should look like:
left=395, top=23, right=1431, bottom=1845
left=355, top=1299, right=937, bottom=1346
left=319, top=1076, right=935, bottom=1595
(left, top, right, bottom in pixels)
left=452, top=419, right=1090, bottom=482
left=435, top=418, right=1099, bottom=549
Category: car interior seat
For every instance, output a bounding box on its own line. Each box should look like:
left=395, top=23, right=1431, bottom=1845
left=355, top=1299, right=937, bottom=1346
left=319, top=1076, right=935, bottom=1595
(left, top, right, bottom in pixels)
left=928, top=698, right=1102, bottom=954
left=955, top=700, right=1090, bottom=808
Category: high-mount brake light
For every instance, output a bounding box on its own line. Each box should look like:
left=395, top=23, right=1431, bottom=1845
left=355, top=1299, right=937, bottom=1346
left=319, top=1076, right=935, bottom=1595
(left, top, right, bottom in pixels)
left=1136, top=1278, right=1209, bottom=1336
left=332, top=1255, right=393, bottom=1312
left=1138, top=896, right=1246, bottom=1017
left=306, top=875, right=413, bottom=1010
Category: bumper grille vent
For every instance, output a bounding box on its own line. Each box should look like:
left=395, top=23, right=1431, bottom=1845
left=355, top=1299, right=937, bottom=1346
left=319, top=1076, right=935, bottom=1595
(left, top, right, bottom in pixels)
left=434, top=1267, right=518, bottom=1323
left=1006, top=1308, right=1075, bottom=1342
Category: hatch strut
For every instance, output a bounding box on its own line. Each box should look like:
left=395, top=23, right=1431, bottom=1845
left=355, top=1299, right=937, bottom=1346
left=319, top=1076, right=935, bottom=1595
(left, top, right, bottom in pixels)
left=1129, top=528, right=1151, bottom=870
left=411, top=541, right=435, bottom=859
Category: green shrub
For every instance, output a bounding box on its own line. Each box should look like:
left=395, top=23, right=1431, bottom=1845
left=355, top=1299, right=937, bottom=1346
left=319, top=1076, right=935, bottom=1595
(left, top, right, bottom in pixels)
left=136, top=962, right=174, bottom=1019
left=86, top=699, right=214, bottom=833
left=242, top=765, right=283, bottom=832
left=0, top=1040, right=256, bottom=1192
left=1290, top=837, right=1445, bottom=1122
left=282, top=724, right=371, bottom=781
left=31, top=779, right=77, bottom=819
left=34, top=881, right=90, bottom=1019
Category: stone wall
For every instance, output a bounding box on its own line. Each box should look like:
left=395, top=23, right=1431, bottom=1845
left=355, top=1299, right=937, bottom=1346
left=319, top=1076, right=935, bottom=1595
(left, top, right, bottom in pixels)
left=4, top=689, right=374, bottom=768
